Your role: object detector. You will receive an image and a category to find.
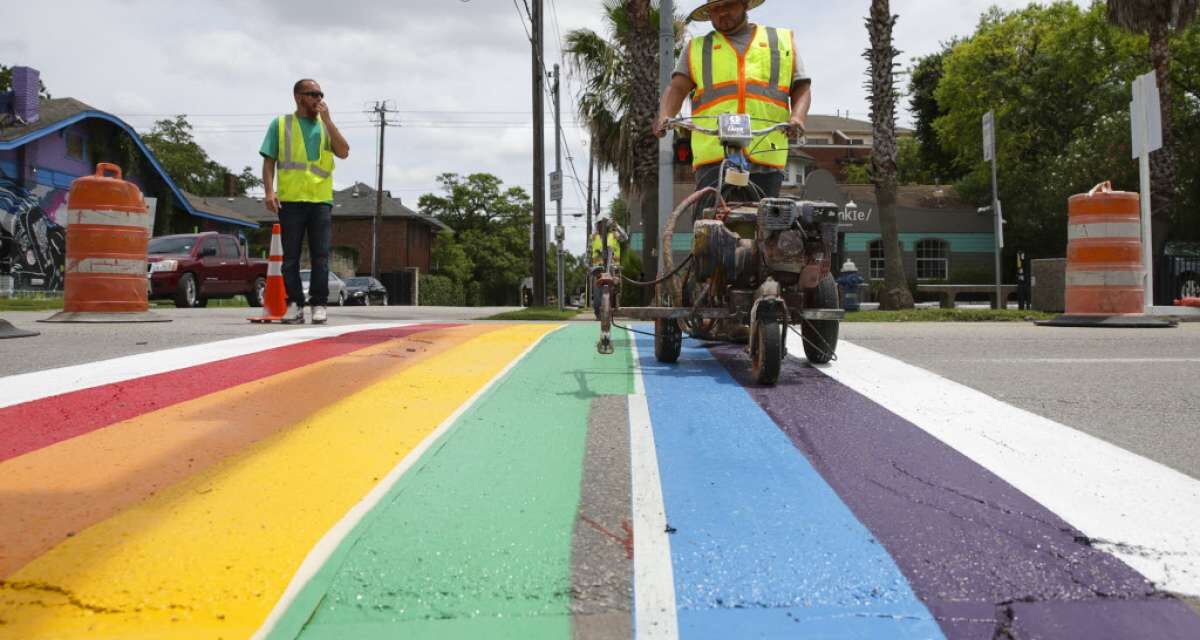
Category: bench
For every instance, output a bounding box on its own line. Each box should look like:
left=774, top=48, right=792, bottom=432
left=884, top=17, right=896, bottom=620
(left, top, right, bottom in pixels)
left=916, top=284, right=1018, bottom=310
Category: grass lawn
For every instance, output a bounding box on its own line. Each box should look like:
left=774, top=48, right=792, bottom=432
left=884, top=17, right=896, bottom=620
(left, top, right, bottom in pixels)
left=482, top=306, right=584, bottom=321
left=843, top=308, right=1055, bottom=322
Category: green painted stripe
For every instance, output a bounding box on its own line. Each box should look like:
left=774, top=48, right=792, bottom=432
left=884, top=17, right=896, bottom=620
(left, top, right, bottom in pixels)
left=844, top=232, right=996, bottom=253
left=272, top=324, right=634, bottom=640
left=630, top=232, right=694, bottom=252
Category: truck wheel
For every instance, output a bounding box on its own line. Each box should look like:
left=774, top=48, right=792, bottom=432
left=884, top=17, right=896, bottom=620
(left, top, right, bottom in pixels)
left=655, top=318, right=682, bottom=363
left=247, top=277, right=266, bottom=308
left=752, top=320, right=782, bottom=385
left=174, top=273, right=198, bottom=308
left=802, top=275, right=840, bottom=364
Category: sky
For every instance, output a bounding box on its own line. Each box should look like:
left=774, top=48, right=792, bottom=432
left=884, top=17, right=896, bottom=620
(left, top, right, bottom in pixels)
left=4, top=0, right=1086, bottom=253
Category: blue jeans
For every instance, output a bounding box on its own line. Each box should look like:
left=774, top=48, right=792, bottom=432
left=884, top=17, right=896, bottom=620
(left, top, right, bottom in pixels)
left=279, top=202, right=332, bottom=306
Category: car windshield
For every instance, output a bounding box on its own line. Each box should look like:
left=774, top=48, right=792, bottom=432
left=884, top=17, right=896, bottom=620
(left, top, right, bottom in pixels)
left=148, top=237, right=196, bottom=254
left=345, top=278, right=368, bottom=286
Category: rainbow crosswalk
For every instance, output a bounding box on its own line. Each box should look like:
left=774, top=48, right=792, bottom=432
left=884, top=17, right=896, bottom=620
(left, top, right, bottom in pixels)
left=1, top=323, right=1198, bottom=639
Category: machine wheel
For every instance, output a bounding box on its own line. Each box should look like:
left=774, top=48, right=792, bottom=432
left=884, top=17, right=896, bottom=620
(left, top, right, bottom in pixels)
left=174, top=273, right=199, bottom=308
left=803, top=275, right=840, bottom=364
left=247, top=277, right=266, bottom=308
left=752, top=320, right=782, bottom=385
left=655, top=319, right=682, bottom=363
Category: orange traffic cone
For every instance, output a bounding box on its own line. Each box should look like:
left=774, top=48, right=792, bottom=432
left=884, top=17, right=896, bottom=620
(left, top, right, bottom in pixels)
left=249, top=224, right=288, bottom=323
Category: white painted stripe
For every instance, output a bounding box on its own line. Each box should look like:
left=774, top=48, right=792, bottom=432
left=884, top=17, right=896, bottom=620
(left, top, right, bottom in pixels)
left=810, top=341, right=1200, bottom=596
left=267, top=262, right=282, bottom=277
left=1067, top=270, right=1143, bottom=287
left=67, top=208, right=150, bottom=228
left=0, top=323, right=415, bottom=410
left=67, top=257, right=146, bottom=275
left=251, top=324, right=566, bottom=640
left=964, top=358, right=1200, bottom=364
left=629, top=335, right=680, bottom=640
left=1068, top=222, right=1142, bottom=240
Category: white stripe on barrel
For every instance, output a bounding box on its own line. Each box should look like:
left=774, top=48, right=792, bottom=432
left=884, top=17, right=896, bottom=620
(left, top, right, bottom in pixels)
left=1066, top=270, right=1144, bottom=287
left=1067, top=222, right=1142, bottom=241
left=67, top=208, right=151, bottom=229
left=267, top=262, right=283, bottom=277
left=67, top=258, right=148, bottom=275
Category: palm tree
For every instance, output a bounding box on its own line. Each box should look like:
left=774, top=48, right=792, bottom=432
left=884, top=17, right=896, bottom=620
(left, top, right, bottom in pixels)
left=564, top=1, right=682, bottom=280
left=1106, top=0, right=1199, bottom=258
left=866, top=0, right=913, bottom=309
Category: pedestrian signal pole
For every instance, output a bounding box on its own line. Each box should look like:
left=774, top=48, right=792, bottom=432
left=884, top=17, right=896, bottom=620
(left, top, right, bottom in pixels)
left=982, top=110, right=1003, bottom=308
left=552, top=64, right=565, bottom=312
left=531, top=0, right=547, bottom=307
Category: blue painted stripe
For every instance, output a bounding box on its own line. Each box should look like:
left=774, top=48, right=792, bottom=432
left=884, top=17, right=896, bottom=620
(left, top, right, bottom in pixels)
left=634, top=330, right=944, bottom=639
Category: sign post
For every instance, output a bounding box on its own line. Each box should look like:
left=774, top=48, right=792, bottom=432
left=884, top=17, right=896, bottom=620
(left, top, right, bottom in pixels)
left=1131, top=72, right=1162, bottom=310
left=983, top=111, right=1003, bottom=307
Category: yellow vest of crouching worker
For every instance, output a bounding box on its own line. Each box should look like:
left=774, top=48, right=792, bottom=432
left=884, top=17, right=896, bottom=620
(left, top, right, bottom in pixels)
left=592, top=232, right=621, bottom=265
left=275, top=114, right=335, bottom=202
left=687, top=26, right=794, bottom=169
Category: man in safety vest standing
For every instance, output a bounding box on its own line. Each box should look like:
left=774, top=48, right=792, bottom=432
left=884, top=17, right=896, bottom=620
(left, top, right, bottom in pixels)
left=653, top=0, right=810, bottom=205
left=261, top=79, right=350, bottom=324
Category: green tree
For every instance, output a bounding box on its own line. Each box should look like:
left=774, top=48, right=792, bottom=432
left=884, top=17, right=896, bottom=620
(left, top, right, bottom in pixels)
left=419, top=173, right=533, bottom=305
left=141, top=115, right=260, bottom=196
left=933, top=3, right=1153, bottom=260
left=430, top=234, right=474, bottom=283
left=906, top=44, right=963, bottom=184
left=0, top=64, right=50, bottom=97
left=866, top=0, right=914, bottom=309
left=1106, top=0, right=1200, bottom=253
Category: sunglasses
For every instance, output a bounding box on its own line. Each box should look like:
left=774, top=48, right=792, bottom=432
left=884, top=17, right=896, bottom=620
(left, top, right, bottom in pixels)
left=298, top=91, right=324, bottom=99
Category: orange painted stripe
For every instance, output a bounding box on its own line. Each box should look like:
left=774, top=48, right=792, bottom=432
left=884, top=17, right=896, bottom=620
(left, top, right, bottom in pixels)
left=0, top=325, right=497, bottom=579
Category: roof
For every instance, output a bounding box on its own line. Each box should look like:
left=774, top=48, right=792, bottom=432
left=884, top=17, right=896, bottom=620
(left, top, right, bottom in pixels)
left=181, top=191, right=260, bottom=227
left=0, top=98, right=257, bottom=229
left=223, top=182, right=450, bottom=232
left=803, top=114, right=914, bottom=136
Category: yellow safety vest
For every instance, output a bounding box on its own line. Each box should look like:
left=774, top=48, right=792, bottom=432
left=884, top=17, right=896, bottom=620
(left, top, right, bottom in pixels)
left=687, top=26, right=794, bottom=169
left=275, top=114, right=335, bottom=202
left=592, top=232, right=621, bottom=264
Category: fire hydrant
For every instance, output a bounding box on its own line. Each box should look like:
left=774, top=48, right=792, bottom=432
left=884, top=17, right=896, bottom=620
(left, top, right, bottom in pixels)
left=836, top=260, right=865, bottom=312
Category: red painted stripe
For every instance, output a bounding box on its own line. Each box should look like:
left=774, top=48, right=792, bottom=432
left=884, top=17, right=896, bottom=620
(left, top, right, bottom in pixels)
left=0, top=324, right=459, bottom=463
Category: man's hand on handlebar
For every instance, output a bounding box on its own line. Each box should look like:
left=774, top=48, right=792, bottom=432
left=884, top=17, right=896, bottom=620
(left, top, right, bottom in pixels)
left=653, top=116, right=672, bottom=139
left=787, top=115, right=807, bottom=137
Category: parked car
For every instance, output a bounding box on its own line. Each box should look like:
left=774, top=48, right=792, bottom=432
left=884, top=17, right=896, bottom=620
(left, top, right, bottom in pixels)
left=343, top=276, right=389, bottom=305
left=300, top=269, right=347, bottom=306
left=148, top=233, right=268, bottom=308
left=1163, top=242, right=1200, bottom=301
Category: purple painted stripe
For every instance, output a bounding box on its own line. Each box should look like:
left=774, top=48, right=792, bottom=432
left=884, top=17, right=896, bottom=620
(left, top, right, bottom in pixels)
left=712, top=346, right=1200, bottom=640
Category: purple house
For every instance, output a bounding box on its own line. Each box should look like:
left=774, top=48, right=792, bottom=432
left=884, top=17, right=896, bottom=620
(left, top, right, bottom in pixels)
left=0, top=66, right=257, bottom=293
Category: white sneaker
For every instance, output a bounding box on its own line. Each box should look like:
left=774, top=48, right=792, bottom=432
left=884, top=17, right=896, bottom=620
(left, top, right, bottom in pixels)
left=312, top=305, right=327, bottom=324
left=282, top=303, right=305, bottom=324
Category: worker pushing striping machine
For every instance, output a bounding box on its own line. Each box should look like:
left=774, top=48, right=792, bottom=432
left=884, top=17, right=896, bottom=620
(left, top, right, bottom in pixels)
left=594, top=113, right=844, bottom=385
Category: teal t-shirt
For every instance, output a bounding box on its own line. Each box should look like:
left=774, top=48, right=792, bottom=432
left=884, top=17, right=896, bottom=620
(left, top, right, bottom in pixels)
left=260, top=115, right=333, bottom=203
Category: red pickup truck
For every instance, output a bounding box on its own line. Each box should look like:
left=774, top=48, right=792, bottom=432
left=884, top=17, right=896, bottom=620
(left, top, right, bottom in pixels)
left=147, top=232, right=269, bottom=308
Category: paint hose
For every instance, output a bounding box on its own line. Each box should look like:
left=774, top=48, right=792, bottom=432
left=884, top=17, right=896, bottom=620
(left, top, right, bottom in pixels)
left=661, top=186, right=719, bottom=304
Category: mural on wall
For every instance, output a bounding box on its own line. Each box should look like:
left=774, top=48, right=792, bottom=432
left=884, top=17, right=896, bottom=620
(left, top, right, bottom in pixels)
left=0, top=174, right=68, bottom=292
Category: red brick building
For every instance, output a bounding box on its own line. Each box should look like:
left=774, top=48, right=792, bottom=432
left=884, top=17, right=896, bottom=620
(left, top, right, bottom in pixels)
left=227, top=182, right=449, bottom=277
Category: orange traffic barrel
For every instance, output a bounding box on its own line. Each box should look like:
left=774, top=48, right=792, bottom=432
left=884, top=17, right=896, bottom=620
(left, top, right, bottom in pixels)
left=42, top=163, right=168, bottom=323
left=1040, top=182, right=1174, bottom=328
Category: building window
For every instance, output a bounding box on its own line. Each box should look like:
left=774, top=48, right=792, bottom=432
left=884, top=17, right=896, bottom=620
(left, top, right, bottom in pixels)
left=916, top=239, right=949, bottom=280
left=65, top=133, right=85, bottom=161
left=850, top=139, right=865, bottom=145
left=868, top=240, right=885, bottom=280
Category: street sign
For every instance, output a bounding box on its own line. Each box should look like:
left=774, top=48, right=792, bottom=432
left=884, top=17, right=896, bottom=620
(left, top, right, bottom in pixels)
left=1131, top=72, right=1163, bottom=159
left=549, top=171, right=563, bottom=202
left=982, top=111, right=995, bottom=162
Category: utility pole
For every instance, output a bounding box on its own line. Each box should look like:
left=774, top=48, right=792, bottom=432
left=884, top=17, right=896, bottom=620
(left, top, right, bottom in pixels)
left=658, top=0, right=674, bottom=279
left=367, top=100, right=398, bottom=280
left=586, top=144, right=594, bottom=308
left=552, top=64, right=565, bottom=311
left=531, top=0, right=547, bottom=307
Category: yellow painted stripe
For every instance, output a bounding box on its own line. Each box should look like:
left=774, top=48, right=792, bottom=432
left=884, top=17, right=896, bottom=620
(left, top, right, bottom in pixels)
left=0, top=324, right=556, bottom=640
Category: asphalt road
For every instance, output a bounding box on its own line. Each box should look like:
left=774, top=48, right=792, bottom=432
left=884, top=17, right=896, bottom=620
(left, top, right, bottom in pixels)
left=0, top=306, right=520, bottom=377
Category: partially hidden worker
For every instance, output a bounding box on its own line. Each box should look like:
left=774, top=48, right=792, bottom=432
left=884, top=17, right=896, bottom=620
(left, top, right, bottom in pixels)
left=260, top=78, right=350, bottom=324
